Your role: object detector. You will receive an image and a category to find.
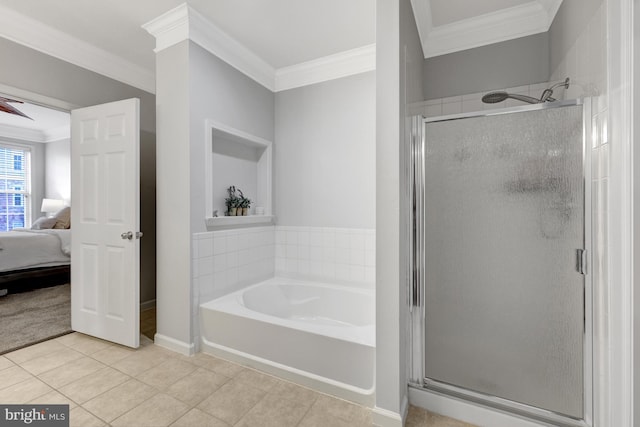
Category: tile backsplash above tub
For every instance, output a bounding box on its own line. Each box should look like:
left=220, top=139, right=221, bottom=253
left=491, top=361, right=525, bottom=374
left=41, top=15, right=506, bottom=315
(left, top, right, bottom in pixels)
left=193, top=226, right=275, bottom=303
left=275, top=226, right=375, bottom=287
left=192, top=225, right=376, bottom=306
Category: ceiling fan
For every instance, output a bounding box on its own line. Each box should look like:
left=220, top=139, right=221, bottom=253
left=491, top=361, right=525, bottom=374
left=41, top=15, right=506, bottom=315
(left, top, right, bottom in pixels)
left=0, top=96, right=33, bottom=120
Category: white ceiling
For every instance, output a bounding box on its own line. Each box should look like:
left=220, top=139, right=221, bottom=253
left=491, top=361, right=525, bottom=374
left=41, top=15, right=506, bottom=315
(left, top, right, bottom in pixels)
left=430, top=0, right=532, bottom=27
left=413, top=0, right=563, bottom=58
left=0, top=0, right=375, bottom=71
left=0, top=1, right=561, bottom=93
left=0, top=99, right=70, bottom=143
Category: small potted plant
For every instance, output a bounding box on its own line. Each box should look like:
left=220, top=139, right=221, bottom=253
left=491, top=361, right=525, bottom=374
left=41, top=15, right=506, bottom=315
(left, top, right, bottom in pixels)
left=224, top=186, right=239, bottom=216
left=238, top=189, right=251, bottom=216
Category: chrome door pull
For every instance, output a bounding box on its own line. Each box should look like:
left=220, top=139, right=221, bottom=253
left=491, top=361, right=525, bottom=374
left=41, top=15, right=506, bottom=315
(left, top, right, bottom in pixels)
left=121, top=231, right=133, bottom=240
left=576, top=249, right=587, bottom=275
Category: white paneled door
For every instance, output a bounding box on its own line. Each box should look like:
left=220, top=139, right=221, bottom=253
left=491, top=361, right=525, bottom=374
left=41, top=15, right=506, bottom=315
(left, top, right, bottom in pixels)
left=71, top=98, right=141, bottom=348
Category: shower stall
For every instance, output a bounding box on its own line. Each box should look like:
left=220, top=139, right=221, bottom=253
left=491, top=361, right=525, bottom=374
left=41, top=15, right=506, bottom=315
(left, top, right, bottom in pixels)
left=409, top=100, right=592, bottom=426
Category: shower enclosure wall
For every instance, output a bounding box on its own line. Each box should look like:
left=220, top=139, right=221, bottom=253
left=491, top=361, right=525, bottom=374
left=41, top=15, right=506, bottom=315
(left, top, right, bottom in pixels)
left=409, top=100, right=592, bottom=427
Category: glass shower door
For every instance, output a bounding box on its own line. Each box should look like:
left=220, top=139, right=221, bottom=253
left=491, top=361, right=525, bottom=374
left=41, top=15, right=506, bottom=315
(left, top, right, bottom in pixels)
left=422, top=104, right=585, bottom=419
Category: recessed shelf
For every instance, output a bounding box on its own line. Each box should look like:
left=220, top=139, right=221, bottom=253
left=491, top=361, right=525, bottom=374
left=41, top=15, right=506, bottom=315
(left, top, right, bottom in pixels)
left=204, top=119, right=273, bottom=230
left=205, top=215, right=275, bottom=229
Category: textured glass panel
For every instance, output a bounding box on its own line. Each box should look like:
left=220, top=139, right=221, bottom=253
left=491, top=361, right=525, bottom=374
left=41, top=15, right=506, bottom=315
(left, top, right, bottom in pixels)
left=423, top=105, right=584, bottom=418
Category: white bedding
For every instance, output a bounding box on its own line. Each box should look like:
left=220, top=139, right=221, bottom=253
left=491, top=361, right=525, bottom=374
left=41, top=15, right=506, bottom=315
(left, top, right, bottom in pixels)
left=0, top=229, right=71, bottom=273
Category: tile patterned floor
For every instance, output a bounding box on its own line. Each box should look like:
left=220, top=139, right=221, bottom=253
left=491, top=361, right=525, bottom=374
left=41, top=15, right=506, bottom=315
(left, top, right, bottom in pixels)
left=0, top=333, right=473, bottom=427
left=140, top=308, right=156, bottom=341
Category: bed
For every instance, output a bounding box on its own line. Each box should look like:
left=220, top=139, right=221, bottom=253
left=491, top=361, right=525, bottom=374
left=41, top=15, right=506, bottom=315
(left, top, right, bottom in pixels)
left=0, top=229, right=71, bottom=294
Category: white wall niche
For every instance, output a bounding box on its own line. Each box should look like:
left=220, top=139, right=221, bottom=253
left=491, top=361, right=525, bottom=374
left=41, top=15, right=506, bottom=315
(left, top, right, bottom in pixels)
left=205, top=119, right=273, bottom=229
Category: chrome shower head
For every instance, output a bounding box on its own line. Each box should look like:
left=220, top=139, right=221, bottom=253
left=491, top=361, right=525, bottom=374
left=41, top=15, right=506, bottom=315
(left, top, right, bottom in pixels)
left=481, top=92, right=541, bottom=105
left=481, top=92, right=509, bottom=103
left=481, top=77, right=571, bottom=105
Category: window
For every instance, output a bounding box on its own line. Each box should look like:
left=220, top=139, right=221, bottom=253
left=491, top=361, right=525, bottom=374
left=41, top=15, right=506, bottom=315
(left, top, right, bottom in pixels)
left=0, top=145, right=31, bottom=231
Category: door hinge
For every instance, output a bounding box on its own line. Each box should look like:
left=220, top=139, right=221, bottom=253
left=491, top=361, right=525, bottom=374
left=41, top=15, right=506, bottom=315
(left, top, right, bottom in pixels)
left=576, top=249, right=587, bottom=275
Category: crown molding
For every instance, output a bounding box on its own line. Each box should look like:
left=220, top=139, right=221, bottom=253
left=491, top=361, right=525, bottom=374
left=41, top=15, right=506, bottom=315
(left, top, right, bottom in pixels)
left=43, top=125, right=70, bottom=142
left=143, top=4, right=275, bottom=91
left=414, top=0, right=563, bottom=58
left=275, top=44, right=376, bottom=92
left=0, top=4, right=155, bottom=94
left=0, top=124, right=43, bottom=142
left=0, top=123, right=69, bottom=143
left=143, top=3, right=376, bottom=92
left=410, top=0, right=432, bottom=55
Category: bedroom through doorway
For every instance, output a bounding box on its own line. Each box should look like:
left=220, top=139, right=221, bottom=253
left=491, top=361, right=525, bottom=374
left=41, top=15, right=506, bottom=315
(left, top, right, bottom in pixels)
left=0, top=97, right=72, bottom=354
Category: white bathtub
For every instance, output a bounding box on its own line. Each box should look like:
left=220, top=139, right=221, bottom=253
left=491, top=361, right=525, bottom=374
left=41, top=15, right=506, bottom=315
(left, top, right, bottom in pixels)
left=200, top=277, right=375, bottom=405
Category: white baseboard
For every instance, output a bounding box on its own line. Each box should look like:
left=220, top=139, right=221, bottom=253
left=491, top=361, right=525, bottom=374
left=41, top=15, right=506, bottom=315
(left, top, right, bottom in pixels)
left=140, top=299, right=156, bottom=311
left=401, top=394, right=410, bottom=422
left=409, top=387, right=548, bottom=427
left=153, top=333, right=195, bottom=356
left=372, top=403, right=404, bottom=427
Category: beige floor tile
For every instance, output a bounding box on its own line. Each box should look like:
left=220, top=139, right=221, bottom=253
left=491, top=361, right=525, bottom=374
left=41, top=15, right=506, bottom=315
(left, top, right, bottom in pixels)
left=170, top=408, right=230, bottom=427
left=69, top=406, right=106, bottom=427
left=233, top=368, right=280, bottom=392
left=82, top=379, right=157, bottom=422
left=0, top=377, right=52, bottom=403
left=28, top=390, right=77, bottom=408
left=191, top=353, right=245, bottom=377
left=426, top=411, right=478, bottom=427
left=90, top=344, right=136, bottom=365
left=38, top=356, right=105, bottom=388
left=299, top=395, right=371, bottom=427
left=165, top=368, right=229, bottom=406
left=0, top=356, right=14, bottom=371
left=140, top=334, right=154, bottom=346
left=268, top=380, right=319, bottom=407
left=59, top=366, right=129, bottom=404
left=197, top=378, right=266, bottom=425
left=20, top=347, right=84, bottom=376
left=0, top=365, right=33, bottom=389
left=56, top=333, right=112, bottom=355
left=4, top=339, right=67, bottom=364
left=136, top=358, right=197, bottom=390
left=298, top=410, right=370, bottom=427
left=111, top=393, right=189, bottom=427
left=235, top=392, right=311, bottom=427
left=406, top=405, right=428, bottom=426
left=111, top=346, right=174, bottom=376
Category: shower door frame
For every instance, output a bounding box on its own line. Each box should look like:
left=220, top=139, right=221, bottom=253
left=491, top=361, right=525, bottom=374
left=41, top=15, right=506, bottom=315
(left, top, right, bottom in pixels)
left=408, top=99, right=593, bottom=427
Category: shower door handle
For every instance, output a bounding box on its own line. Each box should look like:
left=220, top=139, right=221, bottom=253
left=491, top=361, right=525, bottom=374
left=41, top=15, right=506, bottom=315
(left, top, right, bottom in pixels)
left=576, top=249, right=587, bottom=275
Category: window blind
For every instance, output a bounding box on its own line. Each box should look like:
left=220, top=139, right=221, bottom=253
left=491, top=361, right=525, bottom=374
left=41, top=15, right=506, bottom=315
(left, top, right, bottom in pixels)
left=0, top=144, right=31, bottom=231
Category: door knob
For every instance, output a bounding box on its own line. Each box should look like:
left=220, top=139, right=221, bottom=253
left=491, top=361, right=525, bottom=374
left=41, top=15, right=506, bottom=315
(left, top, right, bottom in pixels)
left=121, top=231, right=133, bottom=240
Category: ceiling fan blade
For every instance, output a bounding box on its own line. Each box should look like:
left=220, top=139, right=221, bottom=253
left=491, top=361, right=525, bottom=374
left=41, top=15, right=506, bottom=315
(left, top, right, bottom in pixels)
left=0, top=98, right=33, bottom=120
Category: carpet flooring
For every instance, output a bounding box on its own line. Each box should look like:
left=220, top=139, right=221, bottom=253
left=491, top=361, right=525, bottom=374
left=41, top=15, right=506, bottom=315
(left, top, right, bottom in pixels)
left=0, top=283, right=72, bottom=354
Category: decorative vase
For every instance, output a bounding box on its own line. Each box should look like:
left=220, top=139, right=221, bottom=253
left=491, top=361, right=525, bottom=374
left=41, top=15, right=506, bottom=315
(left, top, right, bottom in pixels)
left=229, top=207, right=237, bottom=216
left=242, top=207, right=249, bottom=216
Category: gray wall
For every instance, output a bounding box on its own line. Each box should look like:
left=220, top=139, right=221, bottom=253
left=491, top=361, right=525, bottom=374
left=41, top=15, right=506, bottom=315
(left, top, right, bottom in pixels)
left=0, top=37, right=157, bottom=305
left=155, top=41, right=191, bottom=345
left=375, top=0, right=424, bottom=420
left=45, top=138, right=70, bottom=202
left=189, top=42, right=274, bottom=234
left=548, top=0, right=603, bottom=75
left=154, top=40, right=275, bottom=347
left=423, top=33, right=549, bottom=99
left=274, top=72, right=376, bottom=229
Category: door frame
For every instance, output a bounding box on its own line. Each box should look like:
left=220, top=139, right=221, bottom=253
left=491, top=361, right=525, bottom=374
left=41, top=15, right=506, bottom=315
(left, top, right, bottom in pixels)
left=0, top=84, right=146, bottom=347
left=408, top=99, right=594, bottom=427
